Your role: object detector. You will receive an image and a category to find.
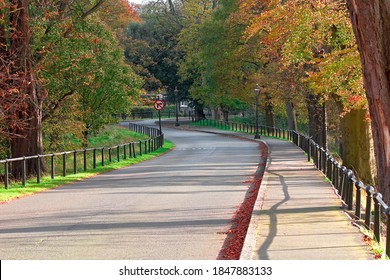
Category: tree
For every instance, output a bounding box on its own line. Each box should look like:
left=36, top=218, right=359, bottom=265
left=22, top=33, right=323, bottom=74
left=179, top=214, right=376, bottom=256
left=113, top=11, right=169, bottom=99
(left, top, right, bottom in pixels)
left=177, top=0, right=215, bottom=120
left=0, top=0, right=141, bottom=178
left=239, top=0, right=377, bottom=185
left=185, top=0, right=260, bottom=118
left=39, top=9, right=141, bottom=139
left=346, top=0, right=390, bottom=203
left=123, top=1, right=189, bottom=101
left=0, top=1, right=30, bottom=141
left=0, top=0, right=45, bottom=177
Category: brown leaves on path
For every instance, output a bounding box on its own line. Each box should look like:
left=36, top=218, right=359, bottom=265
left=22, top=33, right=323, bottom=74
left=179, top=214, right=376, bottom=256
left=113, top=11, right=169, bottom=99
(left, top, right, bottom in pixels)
left=218, top=141, right=268, bottom=260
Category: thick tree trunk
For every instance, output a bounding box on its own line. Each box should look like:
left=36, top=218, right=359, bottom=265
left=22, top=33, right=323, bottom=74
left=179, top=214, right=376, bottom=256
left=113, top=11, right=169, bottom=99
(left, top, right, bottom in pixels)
left=340, top=108, right=377, bottom=185
left=347, top=1, right=390, bottom=203
left=285, top=100, right=297, bottom=131
left=306, top=93, right=325, bottom=147
left=194, top=101, right=205, bottom=121
left=213, top=108, right=221, bottom=121
left=222, top=110, right=229, bottom=123
left=6, top=0, right=46, bottom=178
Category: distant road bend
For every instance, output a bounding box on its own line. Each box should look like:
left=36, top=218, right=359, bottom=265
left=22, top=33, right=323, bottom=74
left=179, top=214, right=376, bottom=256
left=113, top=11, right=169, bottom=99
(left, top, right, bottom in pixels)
left=0, top=120, right=264, bottom=259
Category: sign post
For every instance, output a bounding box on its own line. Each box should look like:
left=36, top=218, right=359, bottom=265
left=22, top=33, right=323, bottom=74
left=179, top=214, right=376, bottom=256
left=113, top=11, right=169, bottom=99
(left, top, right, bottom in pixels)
left=153, top=98, right=165, bottom=133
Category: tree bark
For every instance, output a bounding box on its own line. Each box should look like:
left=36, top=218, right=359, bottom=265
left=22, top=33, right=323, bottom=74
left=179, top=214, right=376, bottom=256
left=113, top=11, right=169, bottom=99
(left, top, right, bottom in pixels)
left=347, top=1, right=390, bottom=203
left=306, top=93, right=325, bottom=147
left=222, top=110, right=229, bottom=123
left=213, top=107, right=221, bottom=121
left=6, top=0, right=46, bottom=178
left=264, top=92, right=275, bottom=132
left=285, top=100, right=297, bottom=131
left=340, top=108, right=377, bottom=185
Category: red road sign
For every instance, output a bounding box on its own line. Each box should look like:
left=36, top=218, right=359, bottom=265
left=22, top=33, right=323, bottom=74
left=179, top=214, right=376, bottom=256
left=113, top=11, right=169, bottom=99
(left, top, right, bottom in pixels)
left=154, top=100, right=165, bottom=111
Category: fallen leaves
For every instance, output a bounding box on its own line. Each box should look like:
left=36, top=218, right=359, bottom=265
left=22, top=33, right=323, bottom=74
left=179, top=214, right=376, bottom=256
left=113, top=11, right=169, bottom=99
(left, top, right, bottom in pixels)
left=218, top=141, right=268, bottom=260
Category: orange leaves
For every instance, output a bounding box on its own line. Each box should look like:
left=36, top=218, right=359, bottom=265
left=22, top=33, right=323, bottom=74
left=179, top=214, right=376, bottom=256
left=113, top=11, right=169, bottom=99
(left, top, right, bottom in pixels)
left=100, top=0, right=141, bottom=33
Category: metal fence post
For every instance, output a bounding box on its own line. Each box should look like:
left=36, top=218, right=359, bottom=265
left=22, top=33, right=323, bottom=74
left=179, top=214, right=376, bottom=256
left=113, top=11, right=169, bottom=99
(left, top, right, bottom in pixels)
left=355, top=181, right=362, bottom=219
left=62, top=153, right=66, bottom=177
left=93, top=148, right=97, bottom=169
left=364, top=187, right=374, bottom=229
left=4, top=158, right=9, bottom=190
left=22, top=156, right=27, bottom=186
left=129, top=143, right=133, bottom=158
left=73, top=151, right=77, bottom=174
left=83, top=149, right=87, bottom=172
left=51, top=154, right=55, bottom=179
left=318, top=148, right=322, bottom=171
left=373, top=193, right=382, bottom=242
left=101, top=148, right=105, bottom=167
left=37, top=155, right=41, bottom=183
left=347, top=171, right=354, bottom=210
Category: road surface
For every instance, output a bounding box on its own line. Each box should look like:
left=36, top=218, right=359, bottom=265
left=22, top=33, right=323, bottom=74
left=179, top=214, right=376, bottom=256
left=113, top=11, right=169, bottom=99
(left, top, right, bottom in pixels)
left=0, top=120, right=263, bottom=259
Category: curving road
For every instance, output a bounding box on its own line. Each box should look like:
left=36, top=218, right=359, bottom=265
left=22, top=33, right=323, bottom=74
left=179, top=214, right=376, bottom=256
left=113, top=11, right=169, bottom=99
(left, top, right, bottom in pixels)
left=0, top=120, right=263, bottom=259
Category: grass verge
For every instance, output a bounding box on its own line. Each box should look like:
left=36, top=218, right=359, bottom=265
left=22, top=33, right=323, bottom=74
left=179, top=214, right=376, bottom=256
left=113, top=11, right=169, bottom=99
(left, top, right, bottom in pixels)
left=0, top=140, right=174, bottom=203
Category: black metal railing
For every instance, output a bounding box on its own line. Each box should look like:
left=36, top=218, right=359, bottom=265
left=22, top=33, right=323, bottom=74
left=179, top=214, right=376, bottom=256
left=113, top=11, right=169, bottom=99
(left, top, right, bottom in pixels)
left=0, top=122, right=164, bottom=189
left=194, top=118, right=389, bottom=258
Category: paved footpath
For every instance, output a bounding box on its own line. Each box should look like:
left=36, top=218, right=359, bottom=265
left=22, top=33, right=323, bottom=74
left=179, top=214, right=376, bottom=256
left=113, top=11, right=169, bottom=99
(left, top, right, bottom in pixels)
left=241, top=137, right=374, bottom=260
left=191, top=125, right=373, bottom=260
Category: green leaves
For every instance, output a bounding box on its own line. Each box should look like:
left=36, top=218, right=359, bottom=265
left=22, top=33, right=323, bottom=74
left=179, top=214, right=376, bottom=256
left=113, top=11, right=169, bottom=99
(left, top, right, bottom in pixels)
left=123, top=1, right=193, bottom=105
left=28, top=1, right=142, bottom=148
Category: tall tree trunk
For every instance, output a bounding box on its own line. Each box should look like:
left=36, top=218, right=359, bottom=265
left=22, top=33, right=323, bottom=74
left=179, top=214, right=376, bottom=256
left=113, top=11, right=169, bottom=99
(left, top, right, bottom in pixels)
left=194, top=101, right=205, bottom=121
left=213, top=107, right=221, bottom=121
left=306, top=93, right=325, bottom=147
left=222, top=110, right=229, bottom=123
left=6, top=0, right=46, bottom=178
left=339, top=108, right=377, bottom=185
left=285, top=100, right=297, bottom=131
left=347, top=1, right=390, bottom=203
left=322, top=102, right=328, bottom=151
left=264, top=92, right=275, bottom=130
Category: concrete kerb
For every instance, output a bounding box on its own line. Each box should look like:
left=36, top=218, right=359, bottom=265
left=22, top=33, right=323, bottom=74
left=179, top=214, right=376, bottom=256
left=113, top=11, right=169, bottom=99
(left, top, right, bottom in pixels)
left=240, top=139, right=271, bottom=260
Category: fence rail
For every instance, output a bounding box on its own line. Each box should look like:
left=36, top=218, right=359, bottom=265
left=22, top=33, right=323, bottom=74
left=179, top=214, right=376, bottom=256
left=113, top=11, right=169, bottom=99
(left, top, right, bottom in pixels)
left=195, top=118, right=389, bottom=258
left=0, top=122, right=164, bottom=190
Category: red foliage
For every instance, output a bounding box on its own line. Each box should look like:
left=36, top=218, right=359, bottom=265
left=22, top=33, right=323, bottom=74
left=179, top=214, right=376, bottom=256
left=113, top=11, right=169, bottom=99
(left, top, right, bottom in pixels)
left=120, top=0, right=141, bottom=22
left=218, top=141, right=268, bottom=260
left=0, top=2, right=32, bottom=139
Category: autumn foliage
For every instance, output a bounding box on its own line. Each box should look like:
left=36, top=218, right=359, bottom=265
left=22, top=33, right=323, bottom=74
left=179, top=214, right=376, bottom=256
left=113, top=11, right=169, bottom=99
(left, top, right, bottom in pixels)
left=1, top=0, right=141, bottom=174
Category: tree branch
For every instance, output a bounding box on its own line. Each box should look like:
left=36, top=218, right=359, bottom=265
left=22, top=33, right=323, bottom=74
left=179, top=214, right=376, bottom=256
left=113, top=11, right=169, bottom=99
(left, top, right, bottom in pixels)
left=80, top=0, right=106, bottom=20
left=63, top=0, right=106, bottom=37
left=42, top=90, right=74, bottom=121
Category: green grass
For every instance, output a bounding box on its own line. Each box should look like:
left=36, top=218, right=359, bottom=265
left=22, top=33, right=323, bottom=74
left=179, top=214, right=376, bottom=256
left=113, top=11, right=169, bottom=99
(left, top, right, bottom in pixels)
left=87, top=125, right=148, bottom=147
left=360, top=227, right=389, bottom=260
left=0, top=140, right=174, bottom=203
left=192, top=120, right=290, bottom=141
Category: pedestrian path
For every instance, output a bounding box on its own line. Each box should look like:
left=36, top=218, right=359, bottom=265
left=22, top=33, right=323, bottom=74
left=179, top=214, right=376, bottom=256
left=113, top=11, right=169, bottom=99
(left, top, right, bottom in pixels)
left=188, top=125, right=373, bottom=260
left=241, top=137, right=373, bottom=260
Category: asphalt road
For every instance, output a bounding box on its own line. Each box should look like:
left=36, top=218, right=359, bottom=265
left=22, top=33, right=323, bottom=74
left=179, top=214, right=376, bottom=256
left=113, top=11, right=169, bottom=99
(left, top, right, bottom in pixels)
left=0, top=120, right=263, bottom=259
